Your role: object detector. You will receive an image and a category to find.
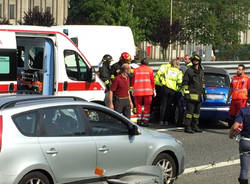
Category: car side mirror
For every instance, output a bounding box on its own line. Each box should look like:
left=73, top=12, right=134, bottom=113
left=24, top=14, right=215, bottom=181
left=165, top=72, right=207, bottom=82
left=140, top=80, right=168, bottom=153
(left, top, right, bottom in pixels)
left=128, top=124, right=140, bottom=136
left=87, top=66, right=96, bottom=82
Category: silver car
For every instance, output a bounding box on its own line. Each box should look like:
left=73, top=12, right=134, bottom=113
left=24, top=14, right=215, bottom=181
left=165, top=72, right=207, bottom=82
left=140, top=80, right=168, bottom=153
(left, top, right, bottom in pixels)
left=0, top=95, right=184, bottom=184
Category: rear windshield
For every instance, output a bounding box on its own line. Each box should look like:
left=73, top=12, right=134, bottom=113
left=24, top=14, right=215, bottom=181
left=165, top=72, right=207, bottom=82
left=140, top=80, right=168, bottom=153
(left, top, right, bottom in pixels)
left=204, top=73, right=230, bottom=87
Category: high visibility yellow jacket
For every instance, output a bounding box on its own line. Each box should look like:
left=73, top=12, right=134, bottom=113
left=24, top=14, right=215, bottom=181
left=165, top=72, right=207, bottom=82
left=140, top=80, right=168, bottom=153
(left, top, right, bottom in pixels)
left=155, top=64, right=183, bottom=91
left=186, top=62, right=192, bottom=67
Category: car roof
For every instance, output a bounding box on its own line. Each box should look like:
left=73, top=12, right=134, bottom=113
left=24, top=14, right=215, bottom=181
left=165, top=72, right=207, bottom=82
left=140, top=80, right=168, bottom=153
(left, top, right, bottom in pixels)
left=203, top=66, right=229, bottom=75
left=0, top=95, right=86, bottom=110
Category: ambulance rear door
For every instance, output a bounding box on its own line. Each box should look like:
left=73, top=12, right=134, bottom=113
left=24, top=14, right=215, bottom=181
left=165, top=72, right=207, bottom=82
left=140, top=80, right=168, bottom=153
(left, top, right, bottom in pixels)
left=0, top=31, right=17, bottom=94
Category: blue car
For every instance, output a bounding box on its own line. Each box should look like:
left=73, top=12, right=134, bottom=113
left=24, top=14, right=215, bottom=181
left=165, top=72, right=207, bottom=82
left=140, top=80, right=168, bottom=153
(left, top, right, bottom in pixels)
left=200, top=66, right=231, bottom=121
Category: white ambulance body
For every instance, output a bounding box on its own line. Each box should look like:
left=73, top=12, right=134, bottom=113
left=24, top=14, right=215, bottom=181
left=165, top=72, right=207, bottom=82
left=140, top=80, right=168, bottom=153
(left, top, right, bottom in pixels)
left=0, top=25, right=105, bottom=103
left=54, top=25, right=136, bottom=66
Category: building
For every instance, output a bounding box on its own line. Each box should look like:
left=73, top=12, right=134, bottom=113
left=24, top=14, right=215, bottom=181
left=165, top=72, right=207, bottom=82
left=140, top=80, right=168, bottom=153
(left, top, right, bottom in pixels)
left=0, top=0, right=69, bottom=25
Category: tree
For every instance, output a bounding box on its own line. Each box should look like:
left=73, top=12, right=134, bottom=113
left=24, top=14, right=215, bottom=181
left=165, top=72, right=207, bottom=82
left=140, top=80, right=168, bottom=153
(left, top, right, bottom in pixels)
left=149, top=17, right=185, bottom=60
left=68, top=0, right=250, bottom=60
left=67, top=0, right=143, bottom=45
left=181, top=0, right=250, bottom=58
left=20, top=9, right=54, bottom=26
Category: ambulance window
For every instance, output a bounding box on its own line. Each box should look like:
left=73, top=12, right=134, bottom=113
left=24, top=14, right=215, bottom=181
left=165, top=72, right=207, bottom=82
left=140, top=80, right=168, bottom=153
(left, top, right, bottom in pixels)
left=64, top=50, right=78, bottom=80
left=0, top=56, right=10, bottom=74
left=64, top=50, right=88, bottom=81
left=29, top=47, right=44, bottom=70
left=78, top=55, right=88, bottom=81
left=0, top=49, right=16, bottom=80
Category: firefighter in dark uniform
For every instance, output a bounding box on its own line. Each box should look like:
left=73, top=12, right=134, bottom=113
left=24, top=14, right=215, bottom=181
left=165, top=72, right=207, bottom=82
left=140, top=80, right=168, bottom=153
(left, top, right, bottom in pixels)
left=99, top=54, right=113, bottom=106
left=182, top=54, right=207, bottom=133
left=111, top=52, right=131, bottom=80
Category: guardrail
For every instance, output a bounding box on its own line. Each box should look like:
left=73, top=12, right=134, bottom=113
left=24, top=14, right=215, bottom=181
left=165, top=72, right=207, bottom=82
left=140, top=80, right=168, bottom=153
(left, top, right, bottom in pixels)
left=149, top=60, right=250, bottom=76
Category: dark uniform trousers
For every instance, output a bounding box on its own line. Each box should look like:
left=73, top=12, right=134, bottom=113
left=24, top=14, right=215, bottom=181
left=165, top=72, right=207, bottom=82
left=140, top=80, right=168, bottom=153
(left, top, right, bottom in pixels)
left=184, top=100, right=201, bottom=128
left=160, top=86, right=177, bottom=123
left=114, top=97, right=131, bottom=119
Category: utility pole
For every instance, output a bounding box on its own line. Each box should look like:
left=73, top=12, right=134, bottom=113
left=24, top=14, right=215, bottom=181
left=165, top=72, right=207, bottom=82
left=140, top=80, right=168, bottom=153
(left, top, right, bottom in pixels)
left=169, top=0, right=173, bottom=61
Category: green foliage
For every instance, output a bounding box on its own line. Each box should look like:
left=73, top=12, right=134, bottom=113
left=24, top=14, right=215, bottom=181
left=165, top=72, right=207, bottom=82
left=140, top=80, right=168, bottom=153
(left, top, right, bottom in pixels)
left=68, top=0, right=250, bottom=55
left=67, top=0, right=143, bottom=45
left=20, top=9, right=54, bottom=26
left=182, top=0, right=250, bottom=50
left=216, top=44, right=250, bottom=61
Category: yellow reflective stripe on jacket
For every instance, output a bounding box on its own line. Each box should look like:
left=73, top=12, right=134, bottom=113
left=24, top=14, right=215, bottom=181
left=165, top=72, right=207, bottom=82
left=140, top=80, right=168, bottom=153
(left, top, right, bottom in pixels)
left=193, top=114, right=200, bottom=119
left=111, top=74, right=115, bottom=79
left=190, top=94, right=199, bottom=101
left=186, top=113, right=192, bottom=119
left=104, top=80, right=110, bottom=85
left=186, top=62, right=192, bottom=67
left=183, top=85, right=189, bottom=94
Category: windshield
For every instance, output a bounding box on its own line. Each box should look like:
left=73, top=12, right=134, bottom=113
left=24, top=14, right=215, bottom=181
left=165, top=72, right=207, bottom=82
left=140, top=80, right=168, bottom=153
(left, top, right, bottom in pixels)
left=204, top=73, right=230, bottom=87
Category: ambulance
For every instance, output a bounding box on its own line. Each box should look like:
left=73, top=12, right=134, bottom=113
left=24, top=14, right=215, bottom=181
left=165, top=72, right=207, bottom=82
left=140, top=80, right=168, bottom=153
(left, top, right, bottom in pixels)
left=0, top=25, right=105, bottom=103
left=54, top=25, right=136, bottom=66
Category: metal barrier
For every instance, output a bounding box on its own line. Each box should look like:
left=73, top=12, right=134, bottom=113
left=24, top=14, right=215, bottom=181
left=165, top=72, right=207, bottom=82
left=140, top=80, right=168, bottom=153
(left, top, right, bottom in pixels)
left=149, top=60, right=250, bottom=76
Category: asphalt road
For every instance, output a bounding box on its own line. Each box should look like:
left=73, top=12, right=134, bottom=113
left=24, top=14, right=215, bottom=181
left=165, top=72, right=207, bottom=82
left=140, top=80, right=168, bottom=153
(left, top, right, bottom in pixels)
left=149, top=120, right=249, bottom=184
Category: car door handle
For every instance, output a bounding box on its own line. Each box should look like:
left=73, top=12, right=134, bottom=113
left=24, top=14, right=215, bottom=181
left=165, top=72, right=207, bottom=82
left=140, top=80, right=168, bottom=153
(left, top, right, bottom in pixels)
left=98, top=145, right=109, bottom=152
left=46, top=148, right=58, bottom=155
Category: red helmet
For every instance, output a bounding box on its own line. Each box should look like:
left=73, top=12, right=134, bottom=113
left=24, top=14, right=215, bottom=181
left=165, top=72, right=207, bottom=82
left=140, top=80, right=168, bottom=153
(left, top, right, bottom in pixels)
left=120, top=52, right=131, bottom=63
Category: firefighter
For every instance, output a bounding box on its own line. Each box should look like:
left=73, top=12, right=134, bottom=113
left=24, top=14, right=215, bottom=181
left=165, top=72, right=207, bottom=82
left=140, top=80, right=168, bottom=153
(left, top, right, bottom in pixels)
left=183, top=54, right=206, bottom=133
left=227, top=64, right=249, bottom=127
left=132, top=58, right=155, bottom=126
left=99, top=54, right=113, bottom=106
left=111, top=52, right=131, bottom=80
left=157, top=59, right=183, bottom=125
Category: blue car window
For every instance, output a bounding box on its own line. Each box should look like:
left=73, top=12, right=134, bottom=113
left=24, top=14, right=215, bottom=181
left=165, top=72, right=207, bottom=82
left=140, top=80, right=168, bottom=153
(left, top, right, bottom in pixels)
left=204, top=73, right=229, bottom=87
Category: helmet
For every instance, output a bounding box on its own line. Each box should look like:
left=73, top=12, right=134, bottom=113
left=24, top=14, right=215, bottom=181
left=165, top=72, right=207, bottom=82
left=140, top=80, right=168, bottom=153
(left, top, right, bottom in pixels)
left=120, top=52, right=131, bottom=63
left=191, top=54, right=201, bottom=63
left=102, top=54, right=113, bottom=63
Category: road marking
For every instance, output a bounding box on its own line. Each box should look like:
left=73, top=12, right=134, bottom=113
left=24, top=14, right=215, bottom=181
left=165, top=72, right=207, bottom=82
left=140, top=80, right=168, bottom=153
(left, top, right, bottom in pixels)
left=183, top=159, right=240, bottom=175
left=155, top=127, right=184, bottom=131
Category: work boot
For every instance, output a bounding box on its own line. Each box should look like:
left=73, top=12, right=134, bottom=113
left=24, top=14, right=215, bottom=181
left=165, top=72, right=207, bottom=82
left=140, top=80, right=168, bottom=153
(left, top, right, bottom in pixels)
left=238, top=178, right=248, bottom=184
left=184, top=117, right=193, bottom=133
left=192, top=125, right=203, bottom=133
left=192, top=119, right=203, bottom=133
left=185, top=126, right=194, bottom=134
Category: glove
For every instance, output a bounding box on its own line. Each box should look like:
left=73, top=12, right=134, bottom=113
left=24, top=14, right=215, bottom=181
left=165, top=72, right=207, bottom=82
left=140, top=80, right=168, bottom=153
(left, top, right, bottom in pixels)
left=203, top=94, right=207, bottom=102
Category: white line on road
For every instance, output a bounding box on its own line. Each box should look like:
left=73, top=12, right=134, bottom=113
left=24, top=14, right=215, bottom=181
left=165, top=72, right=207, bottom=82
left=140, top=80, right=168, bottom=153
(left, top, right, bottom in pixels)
left=156, top=127, right=184, bottom=131
left=153, top=127, right=240, bottom=174
left=183, top=159, right=240, bottom=175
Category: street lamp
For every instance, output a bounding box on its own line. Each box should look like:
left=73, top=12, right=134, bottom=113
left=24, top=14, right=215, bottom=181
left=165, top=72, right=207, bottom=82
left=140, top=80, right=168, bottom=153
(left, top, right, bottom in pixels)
left=169, top=0, right=173, bottom=60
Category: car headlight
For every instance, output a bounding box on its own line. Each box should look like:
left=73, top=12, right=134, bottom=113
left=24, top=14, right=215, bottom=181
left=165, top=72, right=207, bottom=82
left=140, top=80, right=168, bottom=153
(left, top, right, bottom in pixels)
left=206, top=94, right=224, bottom=100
